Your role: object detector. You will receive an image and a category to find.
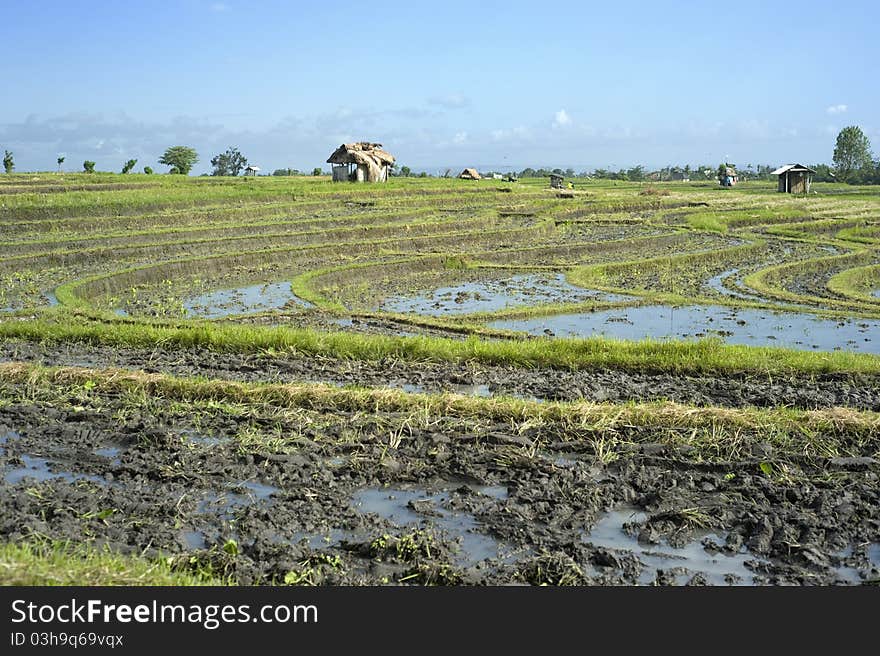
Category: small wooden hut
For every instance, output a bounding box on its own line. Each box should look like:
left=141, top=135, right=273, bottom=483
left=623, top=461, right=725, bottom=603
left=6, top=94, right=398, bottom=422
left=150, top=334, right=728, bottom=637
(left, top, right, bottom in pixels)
left=244, top=165, right=260, bottom=177
left=549, top=173, right=564, bottom=189
left=771, top=164, right=815, bottom=194
left=326, top=142, right=395, bottom=183
left=458, top=168, right=481, bottom=180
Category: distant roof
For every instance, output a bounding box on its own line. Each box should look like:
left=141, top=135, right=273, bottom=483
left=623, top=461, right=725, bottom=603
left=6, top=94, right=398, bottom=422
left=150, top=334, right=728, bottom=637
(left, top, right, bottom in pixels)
left=771, top=163, right=816, bottom=175
left=458, top=168, right=481, bottom=179
left=245, top=165, right=260, bottom=171
left=326, top=142, right=395, bottom=166
left=549, top=172, right=564, bottom=178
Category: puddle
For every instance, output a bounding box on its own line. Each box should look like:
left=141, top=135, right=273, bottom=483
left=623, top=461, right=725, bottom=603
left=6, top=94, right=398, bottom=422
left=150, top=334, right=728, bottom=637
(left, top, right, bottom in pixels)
left=5, top=454, right=106, bottom=486
left=93, top=446, right=122, bottom=466
left=582, top=507, right=763, bottom=585
left=382, top=273, right=631, bottom=316
left=386, top=380, right=493, bottom=398
left=334, top=318, right=354, bottom=327
left=869, top=544, right=880, bottom=566
left=240, top=480, right=279, bottom=500
left=181, top=430, right=230, bottom=447
left=290, top=528, right=355, bottom=550
left=491, top=305, right=880, bottom=354
left=182, top=530, right=208, bottom=550
left=197, top=480, right=280, bottom=518
left=183, top=282, right=312, bottom=319
left=451, top=383, right=492, bottom=397
left=352, top=484, right=513, bottom=566
left=43, top=290, right=60, bottom=307
left=705, top=268, right=766, bottom=302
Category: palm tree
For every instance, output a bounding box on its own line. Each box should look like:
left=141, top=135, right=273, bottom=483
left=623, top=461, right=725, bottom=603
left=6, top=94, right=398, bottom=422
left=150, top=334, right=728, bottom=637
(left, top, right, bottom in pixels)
left=57, top=156, right=65, bottom=173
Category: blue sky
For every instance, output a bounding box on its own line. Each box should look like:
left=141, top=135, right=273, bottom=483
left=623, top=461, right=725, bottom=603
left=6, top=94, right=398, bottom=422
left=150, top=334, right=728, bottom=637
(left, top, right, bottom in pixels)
left=1, top=0, right=877, bottom=173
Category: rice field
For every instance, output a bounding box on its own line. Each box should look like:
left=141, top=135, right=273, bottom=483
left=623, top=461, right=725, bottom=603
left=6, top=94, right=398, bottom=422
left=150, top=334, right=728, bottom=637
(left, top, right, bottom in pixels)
left=1, top=172, right=879, bottom=586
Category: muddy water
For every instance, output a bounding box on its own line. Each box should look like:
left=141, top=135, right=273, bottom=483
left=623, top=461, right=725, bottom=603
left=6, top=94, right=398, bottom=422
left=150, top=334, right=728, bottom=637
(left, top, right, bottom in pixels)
left=387, top=380, right=493, bottom=398
left=382, top=273, right=632, bottom=316
left=352, top=484, right=514, bottom=566
left=583, top=507, right=763, bottom=585
left=705, top=268, right=767, bottom=302
left=491, top=305, right=880, bottom=354
left=183, top=282, right=312, bottom=318
left=5, top=454, right=106, bottom=486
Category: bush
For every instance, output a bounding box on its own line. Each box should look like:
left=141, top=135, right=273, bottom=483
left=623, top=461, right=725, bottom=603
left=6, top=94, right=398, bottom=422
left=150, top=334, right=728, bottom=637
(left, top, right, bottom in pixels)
left=83, top=161, right=96, bottom=173
left=143, top=166, right=153, bottom=175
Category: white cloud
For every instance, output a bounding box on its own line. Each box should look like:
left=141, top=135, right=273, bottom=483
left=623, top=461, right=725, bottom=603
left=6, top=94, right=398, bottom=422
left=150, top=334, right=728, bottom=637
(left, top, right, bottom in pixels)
left=553, top=109, right=571, bottom=127
left=491, top=126, right=532, bottom=142
left=826, top=104, right=847, bottom=115
left=427, top=94, right=469, bottom=109
left=452, top=131, right=467, bottom=144
left=210, top=3, right=230, bottom=12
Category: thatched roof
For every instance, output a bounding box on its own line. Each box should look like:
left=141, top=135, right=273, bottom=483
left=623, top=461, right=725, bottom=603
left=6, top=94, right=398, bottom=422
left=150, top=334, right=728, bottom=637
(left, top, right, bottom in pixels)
left=459, top=168, right=481, bottom=180
left=326, top=142, right=395, bottom=166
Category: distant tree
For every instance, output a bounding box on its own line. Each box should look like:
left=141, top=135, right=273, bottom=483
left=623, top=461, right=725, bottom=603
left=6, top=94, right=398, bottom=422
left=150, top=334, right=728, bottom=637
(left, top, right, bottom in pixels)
left=210, top=146, right=247, bottom=176
left=399, top=165, right=411, bottom=177
left=159, top=146, right=198, bottom=175
left=2, top=150, right=13, bottom=174
left=83, top=160, right=96, bottom=173
left=121, top=158, right=138, bottom=174
left=312, top=167, right=322, bottom=176
left=57, top=156, right=65, bottom=172
left=626, top=165, right=645, bottom=182
left=272, top=168, right=299, bottom=176
left=143, top=166, right=153, bottom=175
left=833, top=126, right=872, bottom=183
left=442, top=168, right=452, bottom=178
left=418, top=171, right=428, bottom=178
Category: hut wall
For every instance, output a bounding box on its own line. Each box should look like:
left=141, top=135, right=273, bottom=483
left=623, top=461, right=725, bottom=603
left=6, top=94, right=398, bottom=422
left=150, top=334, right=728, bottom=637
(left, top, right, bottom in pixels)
left=778, top=175, right=787, bottom=192
left=332, top=165, right=349, bottom=182
left=790, top=172, right=806, bottom=194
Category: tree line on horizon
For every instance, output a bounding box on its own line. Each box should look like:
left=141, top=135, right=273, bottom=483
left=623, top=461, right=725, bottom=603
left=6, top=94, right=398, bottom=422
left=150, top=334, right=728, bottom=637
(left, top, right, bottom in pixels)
left=1, top=126, right=877, bottom=184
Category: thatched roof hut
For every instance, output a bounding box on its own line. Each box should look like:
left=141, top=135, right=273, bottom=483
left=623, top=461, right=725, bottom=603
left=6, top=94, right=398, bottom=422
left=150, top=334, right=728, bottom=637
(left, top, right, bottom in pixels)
left=458, top=168, right=481, bottom=180
left=327, top=142, right=395, bottom=182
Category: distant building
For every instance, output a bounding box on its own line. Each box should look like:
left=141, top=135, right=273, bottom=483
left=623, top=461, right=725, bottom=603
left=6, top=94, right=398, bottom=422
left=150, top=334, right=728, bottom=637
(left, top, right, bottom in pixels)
left=550, top=173, right=564, bottom=189
left=244, top=165, right=260, bottom=177
left=771, top=163, right=816, bottom=194
left=720, top=166, right=738, bottom=186
left=326, top=142, right=395, bottom=182
left=458, top=168, right=481, bottom=180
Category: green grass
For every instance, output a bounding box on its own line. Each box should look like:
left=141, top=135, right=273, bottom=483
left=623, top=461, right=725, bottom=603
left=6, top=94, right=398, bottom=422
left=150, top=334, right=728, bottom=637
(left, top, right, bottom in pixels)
left=0, top=540, right=228, bottom=586
left=687, top=214, right=728, bottom=233
left=2, top=316, right=880, bottom=375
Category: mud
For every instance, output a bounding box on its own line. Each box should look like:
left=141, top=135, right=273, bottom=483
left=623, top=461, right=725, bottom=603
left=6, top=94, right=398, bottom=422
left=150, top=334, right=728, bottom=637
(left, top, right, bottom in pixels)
left=2, top=338, right=879, bottom=411
left=0, top=379, right=877, bottom=586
